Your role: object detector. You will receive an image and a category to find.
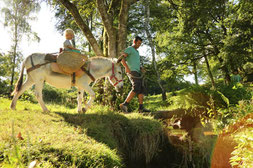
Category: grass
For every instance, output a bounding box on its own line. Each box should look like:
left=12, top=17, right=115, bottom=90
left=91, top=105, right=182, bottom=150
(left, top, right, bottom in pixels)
left=0, top=97, right=163, bottom=167
left=1, top=87, right=251, bottom=168
left=144, top=93, right=173, bottom=111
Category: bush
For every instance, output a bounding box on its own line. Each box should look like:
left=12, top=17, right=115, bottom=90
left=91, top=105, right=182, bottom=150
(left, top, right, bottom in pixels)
left=19, top=84, right=79, bottom=108
left=20, top=90, right=37, bottom=103
left=169, top=85, right=226, bottom=110
left=230, top=113, right=253, bottom=168
left=0, top=79, right=10, bottom=96
left=170, top=83, right=252, bottom=109
left=217, top=83, right=252, bottom=105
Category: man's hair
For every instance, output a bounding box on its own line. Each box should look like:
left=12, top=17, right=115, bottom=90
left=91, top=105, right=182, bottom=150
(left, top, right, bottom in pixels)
left=134, top=36, right=142, bottom=42
left=233, top=69, right=239, bottom=73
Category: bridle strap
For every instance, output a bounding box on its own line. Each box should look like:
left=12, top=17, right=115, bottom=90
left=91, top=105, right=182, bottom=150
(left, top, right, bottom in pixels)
left=110, top=63, right=123, bottom=87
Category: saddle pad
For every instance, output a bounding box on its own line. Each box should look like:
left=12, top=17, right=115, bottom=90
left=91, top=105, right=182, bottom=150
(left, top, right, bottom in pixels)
left=51, top=63, right=85, bottom=77
left=45, top=54, right=57, bottom=62
left=57, top=51, right=88, bottom=74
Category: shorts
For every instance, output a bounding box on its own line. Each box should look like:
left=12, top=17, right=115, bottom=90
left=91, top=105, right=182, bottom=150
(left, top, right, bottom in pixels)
left=128, top=71, right=145, bottom=94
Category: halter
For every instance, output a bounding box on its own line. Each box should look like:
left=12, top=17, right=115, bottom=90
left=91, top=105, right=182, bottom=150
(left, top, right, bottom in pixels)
left=110, top=63, right=123, bottom=87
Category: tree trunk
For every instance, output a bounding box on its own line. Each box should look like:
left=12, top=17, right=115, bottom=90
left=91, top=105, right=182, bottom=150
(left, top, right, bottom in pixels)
left=205, top=30, right=230, bottom=84
left=193, top=61, right=199, bottom=85
left=103, top=29, right=108, bottom=57
left=96, top=0, right=117, bottom=58
left=203, top=51, right=215, bottom=88
left=88, top=14, right=93, bottom=53
left=59, top=0, right=103, bottom=56
left=144, top=0, right=166, bottom=100
left=10, top=4, right=19, bottom=94
left=117, top=0, right=129, bottom=56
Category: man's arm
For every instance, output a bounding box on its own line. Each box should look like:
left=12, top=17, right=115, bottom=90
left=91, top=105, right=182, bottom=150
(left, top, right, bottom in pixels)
left=120, top=53, right=131, bottom=74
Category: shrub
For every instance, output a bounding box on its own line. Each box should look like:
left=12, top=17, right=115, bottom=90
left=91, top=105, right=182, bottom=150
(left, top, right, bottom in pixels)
left=217, top=83, right=252, bottom=105
left=0, top=79, right=10, bottom=96
left=19, top=84, right=79, bottom=108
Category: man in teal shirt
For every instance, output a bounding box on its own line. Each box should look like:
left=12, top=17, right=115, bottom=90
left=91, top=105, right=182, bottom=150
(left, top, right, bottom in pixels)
left=231, top=70, right=242, bottom=84
left=119, top=36, right=150, bottom=113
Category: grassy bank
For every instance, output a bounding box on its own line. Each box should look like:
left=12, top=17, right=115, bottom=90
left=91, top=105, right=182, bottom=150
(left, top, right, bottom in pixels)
left=0, top=97, right=163, bottom=167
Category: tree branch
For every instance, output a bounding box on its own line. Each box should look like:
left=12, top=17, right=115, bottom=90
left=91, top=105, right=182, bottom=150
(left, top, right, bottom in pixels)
left=96, top=0, right=115, bottom=39
left=59, top=0, right=103, bottom=56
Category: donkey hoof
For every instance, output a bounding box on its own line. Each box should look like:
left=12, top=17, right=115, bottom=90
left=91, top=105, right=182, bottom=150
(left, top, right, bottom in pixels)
left=82, top=108, right=87, bottom=113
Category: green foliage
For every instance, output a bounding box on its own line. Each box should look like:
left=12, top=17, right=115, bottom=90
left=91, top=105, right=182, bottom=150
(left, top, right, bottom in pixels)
left=17, top=84, right=79, bottom=108
left=1, top=0, right=40, bottom=91
left=170, top=83, right=251, bottom=109
left=230, top=128, right=253, bottom=168
left=0, top=52, right=8, bottom=77
left=217, top=83, right=252, bottom=105
left=149, top=0, right=253, bottom=86
left=42, top=84, right=78, bottom=108
left=214, top=99, right=253, bottom=130
left=170, top=85, right=218, bottom=110
left=218, top=105, right=253, bottom=168
left=19, top=89, right=37, bottom=103
left=230, top=115, right=253, bottom=168
left=0, top=79, right=10, bottom=96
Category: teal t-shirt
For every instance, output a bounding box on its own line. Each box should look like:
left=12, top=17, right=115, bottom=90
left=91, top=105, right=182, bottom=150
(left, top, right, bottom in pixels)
left=124, top=46, right=141, bottom=73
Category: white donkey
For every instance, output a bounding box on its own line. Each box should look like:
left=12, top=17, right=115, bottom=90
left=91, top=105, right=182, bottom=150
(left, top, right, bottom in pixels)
left=11, top=53, right=123, bottom=113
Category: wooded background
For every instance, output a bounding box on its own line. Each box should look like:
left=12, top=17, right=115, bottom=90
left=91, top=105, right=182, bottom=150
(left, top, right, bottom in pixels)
left=0, top=0, right=252, bottom=100
left=0, top=1, right=252, bottom=167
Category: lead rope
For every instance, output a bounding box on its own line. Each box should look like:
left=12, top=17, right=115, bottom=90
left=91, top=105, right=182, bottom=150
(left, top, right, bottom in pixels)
left=127, top=72, right=145, bottom=87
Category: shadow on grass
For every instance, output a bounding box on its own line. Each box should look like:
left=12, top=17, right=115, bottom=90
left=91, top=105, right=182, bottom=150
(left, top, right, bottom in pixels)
left=56, top=111, right=163, bottom=167
left=56, top=111, right=129, bottom=149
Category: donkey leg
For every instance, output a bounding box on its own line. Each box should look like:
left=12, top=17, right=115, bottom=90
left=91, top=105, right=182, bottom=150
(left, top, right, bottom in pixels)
left=77, top=89, right=84, bottom=113
left=34, top=82, right=49, bottom=112
left=10, top=77, right=34, bottom=110
left=82, top=85, right=95, bottom=112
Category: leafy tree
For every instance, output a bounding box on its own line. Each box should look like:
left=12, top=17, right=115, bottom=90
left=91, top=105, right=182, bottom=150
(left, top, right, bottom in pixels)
left=0, top=52, right=7, bottom=77
left=221, top=0, right=253, bottom=73
left=143, top=0, right=167, bottom=100
left=150, top=0, right=252, bottom=88
left=1, top=0, right=40, bottom=93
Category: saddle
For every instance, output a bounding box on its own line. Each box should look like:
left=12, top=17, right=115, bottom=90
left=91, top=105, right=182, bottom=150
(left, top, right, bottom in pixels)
left=45, top=52, right=94, bottom=85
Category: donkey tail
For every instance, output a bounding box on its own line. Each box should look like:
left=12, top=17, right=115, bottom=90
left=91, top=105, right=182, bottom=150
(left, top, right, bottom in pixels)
left=11, top=62, right=25, bottom=95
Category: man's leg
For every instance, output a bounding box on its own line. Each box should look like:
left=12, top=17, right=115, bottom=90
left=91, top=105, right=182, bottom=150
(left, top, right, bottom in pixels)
left=125, top=91, right=136, bottom=103
left=138, top=94, right=144, bottom=104
left=138, top=82, right=150, bottom=113
left=120, top=71, right=141, bottom=113
left=120, top=91, right=136, bottom=113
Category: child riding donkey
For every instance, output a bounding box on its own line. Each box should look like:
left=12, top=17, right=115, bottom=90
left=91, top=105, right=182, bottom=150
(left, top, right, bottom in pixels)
left=63, top=28, right=81, bottom=53
left=10, top=29, right=123, bottom=113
